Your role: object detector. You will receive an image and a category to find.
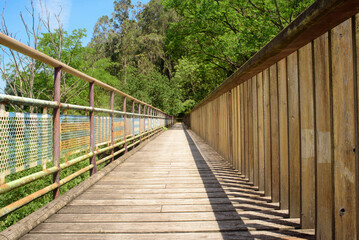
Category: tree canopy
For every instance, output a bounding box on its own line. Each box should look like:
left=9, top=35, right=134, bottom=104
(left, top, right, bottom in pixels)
left=1, top=0, right=315, bottom=116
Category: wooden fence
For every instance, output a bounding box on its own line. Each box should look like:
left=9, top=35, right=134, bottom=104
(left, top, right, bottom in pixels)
left=186, top=0, right=359, bottom=239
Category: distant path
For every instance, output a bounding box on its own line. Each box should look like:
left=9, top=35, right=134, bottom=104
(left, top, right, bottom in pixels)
left=21, top=123, right=314, bottom=240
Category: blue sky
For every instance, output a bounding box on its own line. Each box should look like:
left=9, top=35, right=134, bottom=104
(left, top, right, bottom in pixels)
left=0, top=0, right=150, bottom=91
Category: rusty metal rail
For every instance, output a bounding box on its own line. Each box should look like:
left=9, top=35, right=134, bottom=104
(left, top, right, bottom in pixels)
left=0, top=32, right=173, bottom=219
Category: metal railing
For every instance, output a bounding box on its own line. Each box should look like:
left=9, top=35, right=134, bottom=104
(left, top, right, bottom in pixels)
left=0, top=33, right=173, bottom=218
left=186, top=0, right=359, bottom=239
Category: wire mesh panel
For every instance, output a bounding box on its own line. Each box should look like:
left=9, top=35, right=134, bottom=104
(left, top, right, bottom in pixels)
left=60, top=115, right=90, bottom=156
left=145, top=118, right=149, bottom=131
left=113, top=117, right=124, bottom=141
left=95, top=116, right=111, bottom=146
left=0, top=112, right=52, bottom=177
left=126, top=117, right=133, bottom=136
left=140, top=117, right=144, bottom=133
left=134, top=118, right=140, bottom=135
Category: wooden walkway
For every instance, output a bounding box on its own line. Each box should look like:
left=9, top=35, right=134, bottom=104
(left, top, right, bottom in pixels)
left=21, top=123, right=315, bottom=240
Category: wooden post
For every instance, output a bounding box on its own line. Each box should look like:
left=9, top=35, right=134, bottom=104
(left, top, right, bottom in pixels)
left=228, top=90, right=233, bottom=167
left=269, top=64, right=280, bottom=203
left=287, top=51, right=301, bottom=218
left=314, top=32, right=333, bottom=239
left=257, top=73, right=265, bottom=192
left=52, top=66, right=61, bottom=199
left=331, top=19, right=357, bottom=240
left=299, top=42, right=315, bottom=228
left=277, top=58, right=289, bottom=210
left=110, top=91, right=114, bottom=162
left=138, top=103, right=142, bottom=143
left=89, top=82, right=97, bottom=176
left=263, top=68, right=272, bottom=197
left=123, top=97, right=127, bottom=153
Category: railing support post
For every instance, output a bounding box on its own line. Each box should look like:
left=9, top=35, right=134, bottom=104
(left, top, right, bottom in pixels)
left=138, top=103, right=142, bottom=143
left=110, top=91, right=114, bottom=162
left=132, top=100, right=135, bottom=137
left=52, top=66, right=61, bottom=199
left=89, top=82, right=97, bottom=175
left=123, top=97, right=127, bottom=153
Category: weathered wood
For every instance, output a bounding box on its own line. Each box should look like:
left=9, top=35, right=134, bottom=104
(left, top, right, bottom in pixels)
left=277, top=58, right=289, bottom=210
left=21, top=229, right=316, bottom=240
left=287, top=51, right=301, bottom=218
left=331, top=19, right=357, bottom=240
left=313, top=32, right=333, bottom=240
left=252, top=76, right=259, bottom=187
left=269, top=63, right=280, bottom=203
left=298, top=42, right=316, bottom=229
left=257, top=72, right=265, bottom=192
left=263, top=68, right=272, bottom=197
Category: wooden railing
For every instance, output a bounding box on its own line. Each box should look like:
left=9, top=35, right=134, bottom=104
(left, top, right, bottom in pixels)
left=0, top=33, right=173, bottom=219
left=186, top=0, right=359, bottom=239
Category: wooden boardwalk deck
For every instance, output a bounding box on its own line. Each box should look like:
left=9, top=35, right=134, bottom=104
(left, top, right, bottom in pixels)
left=21, top=123, right=315, bottom=240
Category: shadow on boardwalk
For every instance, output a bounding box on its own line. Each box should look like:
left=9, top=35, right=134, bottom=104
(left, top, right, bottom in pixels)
left=181, top=124, right=314, bottom=240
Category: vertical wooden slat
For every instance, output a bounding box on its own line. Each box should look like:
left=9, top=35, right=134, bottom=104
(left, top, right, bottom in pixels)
left=240, top=84, right=245, bottom=175
left=248, top=80, right=254, bottom=182
left=314, top=32, right=333, bottom=240
left=270, top=64, right=280, bottom=202
left=252, top=76, right=259, bottom=187
left=298, top=42, right=316, bottom=229
left=257, top=72, right=265, bottom=191
left=263, top=68, right=272, bottom=196
left=278, top=58, right=289, bottom=210
left=331, top=18, right=357, bottom=240
left=228, top=90, right=233, bottom=166
left=243, top=81, right=248, bottom=179
left=287, top=51, right=301, bottom=218
left=237, top=86, right=242, bottom=173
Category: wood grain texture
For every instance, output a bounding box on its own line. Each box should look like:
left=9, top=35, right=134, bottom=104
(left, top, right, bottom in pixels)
left=252, top=76, right=259, bottom=187
left=313, top=32, right=333, bottom=240
left=269, top=64, right=280, bottom=203
left=331, top=19, right=357, bottom=240
left=298, top=42, right=316, bottom=229
left=263, top=68, right=272, bottom=197
left=257, top=73, right=265, bottom=192
left=287, top=51, right=301, bottom=218
left=277, top=58, right=289, bottom=210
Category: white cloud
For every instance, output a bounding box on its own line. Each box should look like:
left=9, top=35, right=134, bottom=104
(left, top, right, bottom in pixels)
left=36, top=0, right=72, bottom=30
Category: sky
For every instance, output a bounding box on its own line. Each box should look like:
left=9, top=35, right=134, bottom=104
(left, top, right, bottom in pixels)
left=0, top=0, right=150, bottom=92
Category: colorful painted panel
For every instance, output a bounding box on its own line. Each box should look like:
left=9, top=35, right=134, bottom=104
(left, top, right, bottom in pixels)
left=134, top=118, right=140, bottom=135
left=60, top=115, right=89, bottom=156
left=0, top=112, right=52, bottom=177
left=113, top=117, right=124, bottom=140
left=95, top=116, right=111, bottom=146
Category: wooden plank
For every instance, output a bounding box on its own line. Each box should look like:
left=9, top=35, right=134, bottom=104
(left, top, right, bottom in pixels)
left=243, top=81, right=248, bottom=179
left=22, top=229, right=315, bottom=240
left=269, top=63, right=280, bottom=203
left=46, top=211, right=287, bottom=223
left=248, top=79, right=254, bottom=182
left=331, top=18, right=357, bottom=240
left=277, top=57, right=289, bottom=210
left=240, top=84, right=245, bottom=174
left=257, top=72, right=265, bottom=192
left=252, top=76, right=259, bottom=187
left=298, top=42, right=316, bottom=229
left=263, top=68, right=272, bottom=197
left=287, top=51, right=301, bottom=218
left=313, top=32, right=333, bottom=240
left=31, top=219, right=300, bottom=233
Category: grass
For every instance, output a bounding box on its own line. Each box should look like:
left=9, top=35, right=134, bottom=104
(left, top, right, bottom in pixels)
left=0, top=150, right=111, bottom=231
